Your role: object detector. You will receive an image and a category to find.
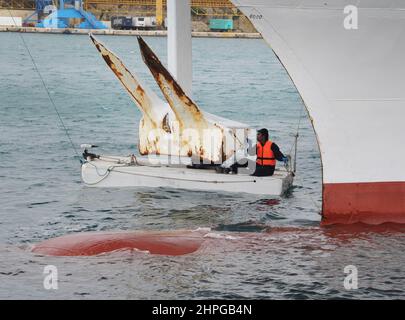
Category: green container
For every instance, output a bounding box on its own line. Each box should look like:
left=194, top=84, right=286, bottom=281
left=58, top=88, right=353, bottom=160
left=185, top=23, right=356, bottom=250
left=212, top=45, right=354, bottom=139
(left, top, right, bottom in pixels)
left=209, top=19, right=233, bottom=31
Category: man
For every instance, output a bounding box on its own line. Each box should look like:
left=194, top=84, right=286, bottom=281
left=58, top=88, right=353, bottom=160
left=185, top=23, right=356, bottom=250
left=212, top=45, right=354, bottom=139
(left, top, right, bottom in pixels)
left=253, top=128, right=288, bottom=177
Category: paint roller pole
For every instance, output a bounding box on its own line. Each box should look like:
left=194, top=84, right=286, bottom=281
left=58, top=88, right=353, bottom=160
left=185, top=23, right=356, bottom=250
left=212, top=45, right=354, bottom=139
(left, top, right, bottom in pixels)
left=167, top=0, right=192, bottom=98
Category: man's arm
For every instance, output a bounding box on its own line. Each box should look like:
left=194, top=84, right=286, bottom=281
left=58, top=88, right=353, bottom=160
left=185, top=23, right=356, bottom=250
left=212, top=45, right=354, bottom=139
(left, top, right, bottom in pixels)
left=271, top=143, right=285, bottom=161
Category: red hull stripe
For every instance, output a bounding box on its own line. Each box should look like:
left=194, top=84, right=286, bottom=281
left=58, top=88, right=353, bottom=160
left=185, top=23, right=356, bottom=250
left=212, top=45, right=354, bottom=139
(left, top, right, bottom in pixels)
left=322, top=181, right=405, bottom=225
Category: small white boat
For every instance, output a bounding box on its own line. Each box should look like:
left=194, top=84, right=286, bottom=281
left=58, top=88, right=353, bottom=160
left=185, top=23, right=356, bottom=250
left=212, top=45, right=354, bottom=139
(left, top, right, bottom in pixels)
left=83, top=35, right=295, bottom=196
left=81, top=155, right=294, bottom=196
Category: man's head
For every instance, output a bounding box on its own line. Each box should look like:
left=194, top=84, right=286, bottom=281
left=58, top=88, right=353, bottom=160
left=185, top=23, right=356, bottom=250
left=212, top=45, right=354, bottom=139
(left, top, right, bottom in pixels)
left=257, top=128, right=269, bottom=144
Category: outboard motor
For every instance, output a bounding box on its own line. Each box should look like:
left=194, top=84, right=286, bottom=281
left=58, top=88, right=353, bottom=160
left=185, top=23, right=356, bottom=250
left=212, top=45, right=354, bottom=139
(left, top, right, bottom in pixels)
left=81, top=144, right=99, bottom=161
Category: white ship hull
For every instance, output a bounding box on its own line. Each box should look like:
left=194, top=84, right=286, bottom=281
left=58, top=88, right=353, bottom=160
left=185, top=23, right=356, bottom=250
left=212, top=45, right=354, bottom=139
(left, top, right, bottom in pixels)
left=81, top=156, right=293, bottom=196
left=232, top=0, right=405, bottom=224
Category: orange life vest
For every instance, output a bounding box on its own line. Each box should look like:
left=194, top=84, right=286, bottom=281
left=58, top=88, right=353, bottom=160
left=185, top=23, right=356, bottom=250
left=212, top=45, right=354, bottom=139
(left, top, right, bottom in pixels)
left=256, top=140, right=276, bottom=166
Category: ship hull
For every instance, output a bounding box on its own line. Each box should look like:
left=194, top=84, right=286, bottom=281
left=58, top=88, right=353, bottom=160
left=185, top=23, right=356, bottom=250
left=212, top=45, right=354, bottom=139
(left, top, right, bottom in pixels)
left=323, top=182, right=405, bottom=225
left=232, top=0, right=405, bottom=224
left=81, top=156, right=294, bottom=196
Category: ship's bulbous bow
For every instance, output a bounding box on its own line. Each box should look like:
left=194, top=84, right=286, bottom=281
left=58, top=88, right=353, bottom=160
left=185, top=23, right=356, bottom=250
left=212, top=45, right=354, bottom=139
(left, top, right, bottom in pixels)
left=231, top=0, right=405, bottom=224
left=32, top=231, right=206, bottom=256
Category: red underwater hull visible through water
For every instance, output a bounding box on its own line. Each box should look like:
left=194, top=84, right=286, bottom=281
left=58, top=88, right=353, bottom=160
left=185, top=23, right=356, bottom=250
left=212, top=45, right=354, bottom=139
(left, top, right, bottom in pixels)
left=31, top=224, right=405, bottom=257
left=32, top=230, right=208, bottom=256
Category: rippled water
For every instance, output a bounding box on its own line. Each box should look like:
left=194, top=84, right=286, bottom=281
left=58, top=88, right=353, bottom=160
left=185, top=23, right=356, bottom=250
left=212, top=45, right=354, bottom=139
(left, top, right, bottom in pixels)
left=0, top=33, right=404, bottom=299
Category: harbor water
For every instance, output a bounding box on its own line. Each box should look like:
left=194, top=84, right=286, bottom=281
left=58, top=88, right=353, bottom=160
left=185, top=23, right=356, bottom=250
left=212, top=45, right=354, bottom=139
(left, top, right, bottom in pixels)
left=0, top=33, right=404, bottom=299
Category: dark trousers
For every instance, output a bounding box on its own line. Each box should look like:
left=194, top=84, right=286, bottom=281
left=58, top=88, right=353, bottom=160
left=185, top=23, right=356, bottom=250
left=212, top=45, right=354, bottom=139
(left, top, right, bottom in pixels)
left=252, top=165, right=275, bottom=177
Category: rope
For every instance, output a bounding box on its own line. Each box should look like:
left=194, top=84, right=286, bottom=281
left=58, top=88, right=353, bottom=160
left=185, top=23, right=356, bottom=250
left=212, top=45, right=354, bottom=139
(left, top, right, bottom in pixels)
left=81, top=164, right=114, bottom=185
left=8, top=9, right=82, bottom=165
left=294, top=175, right=322, bottom=214
left=281, top=104, right=303, bottom=175
left=288, top=104, right=304, bottom=157
left=281, top=102, right=322, bottom=213
left=290, top=107, right=321, bottom=213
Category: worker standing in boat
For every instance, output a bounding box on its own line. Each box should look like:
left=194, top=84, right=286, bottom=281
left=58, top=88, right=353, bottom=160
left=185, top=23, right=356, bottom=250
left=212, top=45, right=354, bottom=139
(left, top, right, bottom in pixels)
left=253, top=128, right=288, bottom=176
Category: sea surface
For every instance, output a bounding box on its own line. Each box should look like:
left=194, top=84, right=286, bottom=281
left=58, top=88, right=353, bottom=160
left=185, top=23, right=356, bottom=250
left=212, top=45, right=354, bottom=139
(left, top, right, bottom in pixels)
left=0, top=32, right=404, bottom=299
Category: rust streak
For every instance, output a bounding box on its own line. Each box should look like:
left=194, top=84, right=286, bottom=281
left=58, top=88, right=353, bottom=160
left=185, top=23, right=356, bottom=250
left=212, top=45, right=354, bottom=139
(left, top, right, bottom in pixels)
left=137, top=36, right=203, bottom=118
left=102, top=54, right=124, bottom=77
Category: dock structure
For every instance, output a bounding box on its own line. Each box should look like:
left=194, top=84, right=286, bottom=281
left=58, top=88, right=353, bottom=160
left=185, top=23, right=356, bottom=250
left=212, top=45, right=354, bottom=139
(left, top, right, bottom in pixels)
left=83, top=0, right=240, bottom=16
left=1, top=0, right=241, bottom=16
left=0, top=25, right=261, bottom=38
left=0, top=0, right=257, bottom=32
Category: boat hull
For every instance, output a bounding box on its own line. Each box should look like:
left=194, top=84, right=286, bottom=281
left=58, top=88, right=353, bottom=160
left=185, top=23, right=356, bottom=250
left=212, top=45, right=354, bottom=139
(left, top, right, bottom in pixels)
left=81, top=157, right=293, bottom=196
left=322, top=182, right=405, bottom=225
left=232, top=0, right=405, bottom=224
left=32, top=230, right=206, bottom=256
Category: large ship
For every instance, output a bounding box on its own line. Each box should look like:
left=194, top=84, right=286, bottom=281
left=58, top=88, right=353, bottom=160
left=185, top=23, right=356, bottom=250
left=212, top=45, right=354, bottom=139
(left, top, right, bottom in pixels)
left=231, top=0, right=405, bottom=225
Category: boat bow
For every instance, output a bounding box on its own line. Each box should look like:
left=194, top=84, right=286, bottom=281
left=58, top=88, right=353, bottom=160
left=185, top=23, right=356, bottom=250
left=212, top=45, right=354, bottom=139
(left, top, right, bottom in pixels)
left=231, top=0, right=405, bottom=224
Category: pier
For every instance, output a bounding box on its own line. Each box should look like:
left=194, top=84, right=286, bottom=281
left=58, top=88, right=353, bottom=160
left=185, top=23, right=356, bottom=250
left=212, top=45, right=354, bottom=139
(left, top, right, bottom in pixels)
left=0, top=25, right=262, bottom=38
